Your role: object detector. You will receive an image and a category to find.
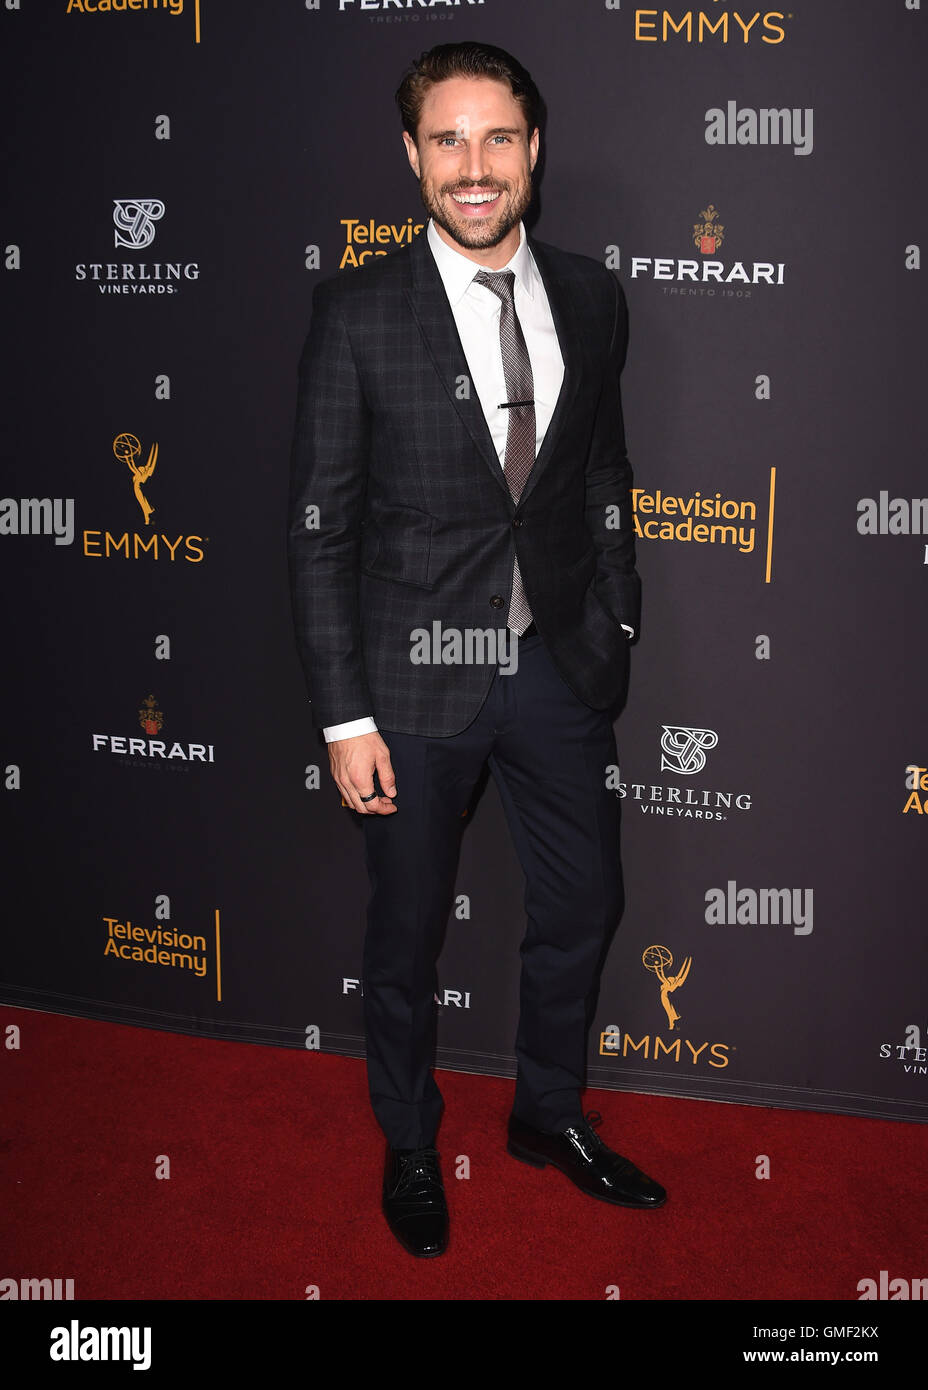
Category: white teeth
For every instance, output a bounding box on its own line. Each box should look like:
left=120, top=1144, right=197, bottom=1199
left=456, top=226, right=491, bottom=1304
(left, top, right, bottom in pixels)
left=452, top=192, right=500, bottom=204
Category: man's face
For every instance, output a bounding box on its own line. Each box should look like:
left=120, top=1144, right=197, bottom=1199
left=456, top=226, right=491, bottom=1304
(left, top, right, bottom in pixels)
left=403, top=76, right=538, bottom=256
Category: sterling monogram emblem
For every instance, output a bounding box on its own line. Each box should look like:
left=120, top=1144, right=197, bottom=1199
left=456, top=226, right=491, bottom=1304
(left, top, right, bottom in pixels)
left=113, top=198, right=165, bottom=250
left=660, top=725, right=719, bottom=776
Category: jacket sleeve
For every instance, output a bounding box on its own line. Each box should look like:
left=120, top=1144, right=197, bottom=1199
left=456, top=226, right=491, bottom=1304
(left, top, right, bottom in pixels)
left=287, top=278, right=375, bottom=728
left=583, top=270, right=642, bottom=638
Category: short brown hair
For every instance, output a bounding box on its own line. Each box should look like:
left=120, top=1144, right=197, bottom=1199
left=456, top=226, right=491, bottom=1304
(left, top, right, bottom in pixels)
left=396, top=41, right=542, bottom=143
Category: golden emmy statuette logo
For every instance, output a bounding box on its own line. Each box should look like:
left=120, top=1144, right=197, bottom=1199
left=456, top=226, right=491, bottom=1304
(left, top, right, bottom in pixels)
left=139, top=695, right=164, bottom=736
left=114, top=432, right=158, bottom=525
left=642, top=944, right=692, bottom=1032
left=693, top=204, right=724, bottom=255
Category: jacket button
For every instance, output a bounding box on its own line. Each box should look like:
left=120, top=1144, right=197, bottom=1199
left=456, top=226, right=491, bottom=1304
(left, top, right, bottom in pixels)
left=489, top=594, right=504, bottom=609
left=512, top=516, right=524, bottom=528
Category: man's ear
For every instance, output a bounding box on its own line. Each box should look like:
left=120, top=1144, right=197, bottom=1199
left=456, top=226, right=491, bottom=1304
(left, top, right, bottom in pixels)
left=402, top=130, right=421, bottom=178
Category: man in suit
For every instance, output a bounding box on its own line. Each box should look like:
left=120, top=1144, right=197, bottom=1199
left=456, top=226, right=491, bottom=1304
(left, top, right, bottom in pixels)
left=288, top=41, right=666, bottom=1258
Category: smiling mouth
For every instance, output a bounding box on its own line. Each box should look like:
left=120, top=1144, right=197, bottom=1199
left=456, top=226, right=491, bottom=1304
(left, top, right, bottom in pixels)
left=450, top=190, right=501, bottom=206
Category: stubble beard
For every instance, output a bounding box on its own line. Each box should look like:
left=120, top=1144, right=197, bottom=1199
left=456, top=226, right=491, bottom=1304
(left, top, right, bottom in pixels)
left=418, top=173, right=532, bottom=252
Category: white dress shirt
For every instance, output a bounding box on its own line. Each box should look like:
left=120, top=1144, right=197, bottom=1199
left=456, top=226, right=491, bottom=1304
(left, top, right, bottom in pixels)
left=323, top=218, right=625, bottom=744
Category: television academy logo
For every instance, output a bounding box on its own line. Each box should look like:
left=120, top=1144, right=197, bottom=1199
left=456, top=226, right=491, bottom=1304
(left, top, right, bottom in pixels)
left=102, top=911, right=210, bottom=981
left=632, top=484, right=763, bottom=558
left=339, top=216, right=425, bottom=270
left=91, top=695, right=216, bottom=767
left=82, top=432, right=206, bottom=562
left=74, top=199, right=200, bottom=294
left=612, top=204, right=786, bottom=296
left=65, top=0, right=199, bottom=48
left=599, top=944, right=730, bottom=1069
left=610, top=724, right=752, bottom=820
left=903, top=763, right=928, bottom=816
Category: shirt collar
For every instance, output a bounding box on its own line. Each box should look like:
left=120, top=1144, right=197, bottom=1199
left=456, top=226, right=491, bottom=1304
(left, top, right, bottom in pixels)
left=426, top=218, right=537, bottom=307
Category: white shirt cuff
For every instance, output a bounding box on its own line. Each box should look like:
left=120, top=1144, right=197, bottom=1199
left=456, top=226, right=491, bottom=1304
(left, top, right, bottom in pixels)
left=621, top=625, right=634, bottom=639
left=323, top=716, right=378, bottom=743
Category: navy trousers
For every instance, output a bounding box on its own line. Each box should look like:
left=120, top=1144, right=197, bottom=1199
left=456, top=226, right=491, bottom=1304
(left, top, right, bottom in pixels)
left=360, top=631, right=624, bottom=1149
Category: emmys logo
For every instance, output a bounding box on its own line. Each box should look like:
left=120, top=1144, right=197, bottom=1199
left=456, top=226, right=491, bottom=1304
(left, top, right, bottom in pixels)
left=598, top=942, right=729, bottom=1069
left=81, top=431, right=206, bottom=563
left=660, top=725, right=718, bottom=776
left=113, top=199, right=165, bottom=250
left=642, top=944, right=691, bottom=1032
left=629, top=10, right=789, bottom=44
left=114, top=433, right=157, bottom=525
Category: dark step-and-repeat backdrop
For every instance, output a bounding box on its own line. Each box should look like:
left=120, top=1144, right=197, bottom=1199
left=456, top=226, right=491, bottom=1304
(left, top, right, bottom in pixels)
left=2, top=1, right=925, bottom=1124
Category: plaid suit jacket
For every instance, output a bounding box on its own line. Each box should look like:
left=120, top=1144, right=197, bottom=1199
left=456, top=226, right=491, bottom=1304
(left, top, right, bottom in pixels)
left=287, top=228, right=641, bottom=738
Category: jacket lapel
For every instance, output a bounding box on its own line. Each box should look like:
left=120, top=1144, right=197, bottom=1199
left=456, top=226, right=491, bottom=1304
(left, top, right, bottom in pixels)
left=520, top=234, right=581, bottom=506
left=404, top=227, right=581, bottom=506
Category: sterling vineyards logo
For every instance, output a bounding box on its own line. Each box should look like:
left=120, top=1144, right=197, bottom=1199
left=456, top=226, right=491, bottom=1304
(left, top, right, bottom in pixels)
left=75, top=199, right=200, bottom=294
left=878, top=1025, right=928, bottom=1079
left=607, top=724, right=752, bottom=822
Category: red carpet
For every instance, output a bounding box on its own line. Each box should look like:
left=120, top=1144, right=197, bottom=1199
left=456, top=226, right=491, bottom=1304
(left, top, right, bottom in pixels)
left=2, top=1005, right=926, bottom=1302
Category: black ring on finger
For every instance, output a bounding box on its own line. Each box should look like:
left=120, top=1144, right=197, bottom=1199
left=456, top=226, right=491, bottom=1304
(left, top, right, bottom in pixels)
left=359, top=790, right=378, bottom=803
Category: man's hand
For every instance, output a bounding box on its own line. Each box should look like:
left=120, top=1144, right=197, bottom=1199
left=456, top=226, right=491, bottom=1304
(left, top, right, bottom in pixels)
left=328, top=731, right=397, bottom=815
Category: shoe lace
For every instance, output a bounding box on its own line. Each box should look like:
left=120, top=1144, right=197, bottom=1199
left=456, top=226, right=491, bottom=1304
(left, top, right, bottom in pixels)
left=583, top=1110, right=609, bottom=1148
left=394, top=1147, right=441, bottom=1198
left=582, top=1111, right=635, bottom=1173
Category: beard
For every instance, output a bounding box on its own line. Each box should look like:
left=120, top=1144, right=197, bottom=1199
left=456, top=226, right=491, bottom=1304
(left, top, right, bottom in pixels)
left=418, top=172, right=532, bottom=252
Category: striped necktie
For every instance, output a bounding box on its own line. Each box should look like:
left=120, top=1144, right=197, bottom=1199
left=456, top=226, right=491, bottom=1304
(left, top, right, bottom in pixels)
left=473, top=268, right=535, bottom=635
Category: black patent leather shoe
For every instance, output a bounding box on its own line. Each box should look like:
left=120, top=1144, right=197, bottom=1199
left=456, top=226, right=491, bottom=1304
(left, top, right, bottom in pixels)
left=507, top=1111, right=666, bottom=1209
left=382, top=1144, right=448, bottom=1257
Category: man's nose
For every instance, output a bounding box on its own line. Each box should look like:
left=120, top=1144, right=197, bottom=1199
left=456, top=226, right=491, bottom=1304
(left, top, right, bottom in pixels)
left=458, top=143, right=492, bottom=184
